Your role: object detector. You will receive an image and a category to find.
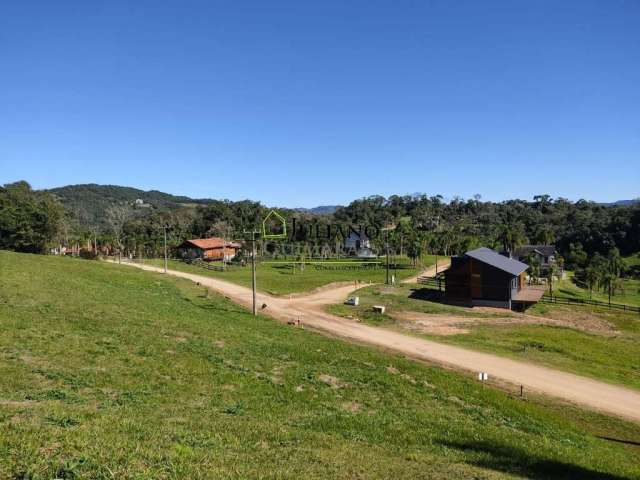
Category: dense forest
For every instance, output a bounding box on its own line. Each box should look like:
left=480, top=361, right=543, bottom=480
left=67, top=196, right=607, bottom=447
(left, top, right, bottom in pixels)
left=1, top=182, right=639, bottom=277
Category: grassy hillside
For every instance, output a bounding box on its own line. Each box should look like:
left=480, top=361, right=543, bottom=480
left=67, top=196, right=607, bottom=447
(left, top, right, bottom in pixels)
left=1, top=252, right=640, bottom=479
left=141, top=257, right=433, bottom=295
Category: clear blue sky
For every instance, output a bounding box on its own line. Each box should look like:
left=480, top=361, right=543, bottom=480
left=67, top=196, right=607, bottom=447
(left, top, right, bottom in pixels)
left=1, top=1, right=639, bottom=207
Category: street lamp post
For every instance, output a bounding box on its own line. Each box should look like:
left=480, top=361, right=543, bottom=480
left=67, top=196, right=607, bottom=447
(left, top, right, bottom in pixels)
left=381, top=226, right=395, bottom=285
left=163, top=225, right=168, bottom=273
left=385, top=229, right=390, bottom=285
left=244, top=229, right=260, bottom=315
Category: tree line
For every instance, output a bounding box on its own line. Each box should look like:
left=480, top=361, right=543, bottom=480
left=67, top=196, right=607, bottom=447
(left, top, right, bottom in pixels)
left=1, top=182, right=639, bottom=280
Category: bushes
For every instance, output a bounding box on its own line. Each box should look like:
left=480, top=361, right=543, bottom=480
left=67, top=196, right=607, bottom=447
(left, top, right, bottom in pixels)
left=0, top=181, right=64, bottom=253
left=79, top=249, right=99, bottom=260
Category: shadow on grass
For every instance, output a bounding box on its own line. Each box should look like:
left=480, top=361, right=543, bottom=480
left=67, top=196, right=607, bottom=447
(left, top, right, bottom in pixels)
left=408, top=288, right=473, bottom=309
left=597, top=436, right=640, bottom=447
left=439, top=439, right=628, bottom=480
left=408, top=287, right=444, bottom=301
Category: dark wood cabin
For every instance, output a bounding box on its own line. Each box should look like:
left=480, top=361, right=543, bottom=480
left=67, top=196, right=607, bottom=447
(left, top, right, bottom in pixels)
left=445, top=247, right=542, bottom=309
left=177, top=238, right=241, bottom=262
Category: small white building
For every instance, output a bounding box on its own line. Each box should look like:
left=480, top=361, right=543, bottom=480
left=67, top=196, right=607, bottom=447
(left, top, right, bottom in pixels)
left=344, top=231, right=376, bottom=258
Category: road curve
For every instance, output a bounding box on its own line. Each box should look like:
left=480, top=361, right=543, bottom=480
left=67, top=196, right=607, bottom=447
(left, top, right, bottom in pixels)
left=113, top=260, right=640, bottom=424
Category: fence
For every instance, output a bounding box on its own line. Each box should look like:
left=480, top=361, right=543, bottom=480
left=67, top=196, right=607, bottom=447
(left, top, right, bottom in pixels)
left=187, top=258, right=233, bottom=272
left=417, top=276, right=639, bottom=314
left=540, top=294, right=640, bottom=314
left=312, top=262, right=382, bottom=271
left=261, top=260, right=384, bottom=271
left=417, top=276, right=443, bottom=290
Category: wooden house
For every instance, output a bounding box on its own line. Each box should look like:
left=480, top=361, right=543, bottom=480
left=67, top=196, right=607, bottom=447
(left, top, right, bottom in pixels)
left=177, top=238, right=241, bottom=262
left=444, top=247, right=543, bottom=309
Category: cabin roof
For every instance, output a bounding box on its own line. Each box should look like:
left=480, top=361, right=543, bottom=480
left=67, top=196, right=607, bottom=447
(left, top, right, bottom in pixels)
left=465, top=247, right=528, bottom=276
left=514, top=245, right=557, bottom=258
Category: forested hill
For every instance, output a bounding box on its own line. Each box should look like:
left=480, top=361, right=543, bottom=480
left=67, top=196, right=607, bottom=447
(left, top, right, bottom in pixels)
left=2, top=181, right=638, bottom=265
left=46, top=184, right=217, bottom=226
left=295, top=205, right=340, bottom=215
left=46, top=184, right=339, bottom=229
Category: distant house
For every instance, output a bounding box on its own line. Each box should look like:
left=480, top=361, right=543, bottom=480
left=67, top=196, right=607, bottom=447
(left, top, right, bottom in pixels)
left=513, top=245, right=559, bottom=273
left=444, top=247, right=544, bottom=309
left=133, top=198, right=151, bottom=208
left=344, top=231, right=376, bottom=258
left=177, top=238, right=241, bottom=262
left=51, top=245, right=81, bottom=256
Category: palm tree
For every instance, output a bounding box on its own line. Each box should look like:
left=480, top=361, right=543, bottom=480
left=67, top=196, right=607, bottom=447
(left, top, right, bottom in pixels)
left=406, top=234, right=423, bottom=267
left=600, top=272, right=620, bottom=305
left=535, top=225, right=555, bottom=245
left=607, top=248, right=625, bottom=277
left=584, top=265, right=598, bottom=299
left=497, top=222, right=526, bottom=253
left=525, top=253, right=542, bottom=285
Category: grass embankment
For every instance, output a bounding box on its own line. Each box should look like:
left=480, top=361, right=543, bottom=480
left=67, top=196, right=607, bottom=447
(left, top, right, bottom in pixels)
left=332, top=284, right=640, bottom=390
left=139, top=255, right=434, bottom=295
left=433, top=307, right=640, bottom=390
left=328, top=284, right=506, bottom=325
left=1, top=251, right=640, bottom=478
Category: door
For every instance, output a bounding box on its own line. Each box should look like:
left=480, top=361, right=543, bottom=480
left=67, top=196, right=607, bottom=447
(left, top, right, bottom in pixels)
left=470, top=259, right=482, bottom=298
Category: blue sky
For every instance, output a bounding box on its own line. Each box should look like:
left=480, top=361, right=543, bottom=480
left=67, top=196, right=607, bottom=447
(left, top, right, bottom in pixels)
left=1, top=1, right=639, bottom=207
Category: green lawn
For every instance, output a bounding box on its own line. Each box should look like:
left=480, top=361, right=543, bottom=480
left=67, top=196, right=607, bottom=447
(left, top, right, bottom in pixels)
left=552, top=271, right=640, bottom=308
left=137, top=255, right=434, bottom=295
left=624, top=252, right=640, bottom=268
left=328, top=284, right=509, bottom=326
left=2, top=251, right=640, bottom=478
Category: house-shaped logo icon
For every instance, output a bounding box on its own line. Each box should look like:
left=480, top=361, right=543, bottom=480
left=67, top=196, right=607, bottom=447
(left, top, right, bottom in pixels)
left=262, top=210, right=287, bottom=239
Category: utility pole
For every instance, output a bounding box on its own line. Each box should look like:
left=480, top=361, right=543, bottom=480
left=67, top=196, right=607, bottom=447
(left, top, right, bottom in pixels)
left=385, top=229, right=390, bottom=284
left=163, top=225, right=168, bottom=273
left=244, top=229, right=260, bottom=315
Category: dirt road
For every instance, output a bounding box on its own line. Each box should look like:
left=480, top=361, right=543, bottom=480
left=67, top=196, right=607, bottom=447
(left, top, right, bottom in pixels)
left=401, top=259, right=450, bottom=284
left=116, top=261, right=640, bottom=423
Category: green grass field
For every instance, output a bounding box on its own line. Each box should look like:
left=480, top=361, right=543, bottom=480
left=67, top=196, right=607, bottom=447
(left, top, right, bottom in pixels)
left=2, top=251, right=640, bottom=478
left=552, top=271, right=640, bottom=308
left=330, top=284, right=640, bottom=390
left=624, top=252, right=640, bottom=268
left=138, top=255, right=433, bottom=295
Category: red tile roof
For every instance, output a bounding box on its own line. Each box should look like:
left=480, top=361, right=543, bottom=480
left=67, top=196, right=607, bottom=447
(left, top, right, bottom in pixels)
left=181, top=238, right=241, bottom=250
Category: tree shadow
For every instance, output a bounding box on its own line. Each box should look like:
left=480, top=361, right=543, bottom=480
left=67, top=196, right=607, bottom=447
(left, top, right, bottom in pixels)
left=438, top=439, right=630, bottom=480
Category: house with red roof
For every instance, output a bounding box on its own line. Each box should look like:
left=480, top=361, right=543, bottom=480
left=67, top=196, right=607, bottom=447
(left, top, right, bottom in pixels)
left=177, top=237, right=241, bottom=262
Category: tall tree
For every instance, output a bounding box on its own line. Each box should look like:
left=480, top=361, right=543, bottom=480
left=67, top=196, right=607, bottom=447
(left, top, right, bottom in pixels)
left=106, top=204, right=132, bottom=263
left=0, top=181, right=63, bottom=253
left=406, top=234, right=423, bottom=267
left=497, top=222, right=526, bottom=253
